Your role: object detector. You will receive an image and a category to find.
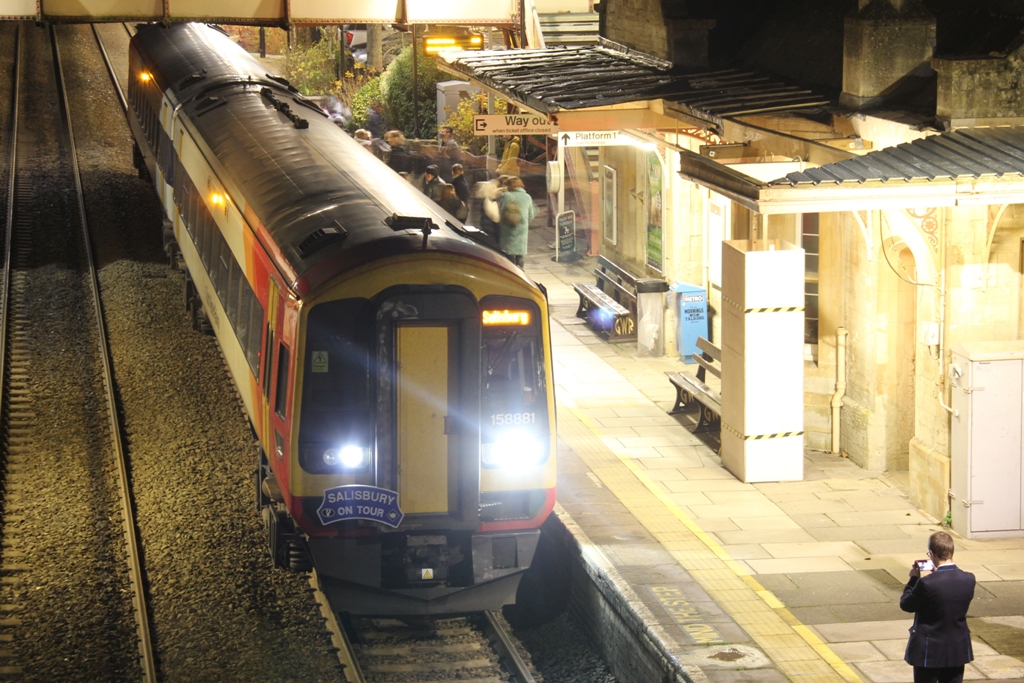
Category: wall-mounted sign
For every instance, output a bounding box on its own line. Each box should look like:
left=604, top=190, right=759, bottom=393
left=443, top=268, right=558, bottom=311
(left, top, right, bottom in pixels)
left=473, top=114, right=557, bottom=136
left=559, top=130, right=621, bottom=147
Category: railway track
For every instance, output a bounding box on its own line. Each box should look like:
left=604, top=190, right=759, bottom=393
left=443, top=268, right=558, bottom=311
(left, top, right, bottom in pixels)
left=0, top=22, right=155, bottom=680
left=317, top=596, right=536, bottom=683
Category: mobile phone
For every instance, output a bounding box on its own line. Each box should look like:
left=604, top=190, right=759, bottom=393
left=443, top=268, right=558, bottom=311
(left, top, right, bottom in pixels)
left=915, top=559, right=934, bottom=571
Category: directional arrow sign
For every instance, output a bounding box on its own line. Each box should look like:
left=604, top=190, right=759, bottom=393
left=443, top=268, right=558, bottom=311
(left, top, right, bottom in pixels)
left=558, top=130, right=622, bottom=147
left=473, top=114, right=557, bottom=136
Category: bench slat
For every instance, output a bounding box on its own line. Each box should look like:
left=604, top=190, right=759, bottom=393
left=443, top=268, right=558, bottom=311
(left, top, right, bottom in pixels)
left=573, top=283, right=629, bottom=315
left=597, top=255, right=637, bottom=288
left=693, top=353, right=721, bottom=379
left=696, top=336, right=721, bottom=361
left=667, top=372, right=721, bottom=408
left=594, top=270, right=637, bottom=304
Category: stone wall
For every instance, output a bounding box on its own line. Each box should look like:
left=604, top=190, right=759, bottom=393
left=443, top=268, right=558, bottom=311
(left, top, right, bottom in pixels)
left=603, top=0, right=671, bottom=61
left=934, top=46, right=1024, bottom=124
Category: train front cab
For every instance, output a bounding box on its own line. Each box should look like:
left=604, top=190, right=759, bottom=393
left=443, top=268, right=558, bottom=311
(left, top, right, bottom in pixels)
left=283, top=255, right=556, bottom=615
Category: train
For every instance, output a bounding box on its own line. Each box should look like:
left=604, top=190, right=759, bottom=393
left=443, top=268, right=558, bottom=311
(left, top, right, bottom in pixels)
left=126, top=22, right=556, bottom=615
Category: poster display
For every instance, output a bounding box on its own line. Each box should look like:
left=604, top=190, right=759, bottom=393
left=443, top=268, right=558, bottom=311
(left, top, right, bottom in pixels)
left=646, top=152, right=663, bottom=272
left=603, top=166, right=616, bottom=245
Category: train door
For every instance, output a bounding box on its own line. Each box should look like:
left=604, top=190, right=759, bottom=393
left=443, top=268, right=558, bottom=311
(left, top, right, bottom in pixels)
left=259, top=277, right=280, bottom=447
left=377, top=290, right=480, bottom=529
left=395, top=323, right=456, bottom=514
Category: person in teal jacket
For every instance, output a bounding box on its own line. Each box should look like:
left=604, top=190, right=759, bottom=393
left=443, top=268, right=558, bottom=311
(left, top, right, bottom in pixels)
left=497, top=177, right=536, bottom=268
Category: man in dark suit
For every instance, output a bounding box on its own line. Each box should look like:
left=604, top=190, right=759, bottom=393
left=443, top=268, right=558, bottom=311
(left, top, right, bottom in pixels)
left=900, top=531, right=976, bottom=683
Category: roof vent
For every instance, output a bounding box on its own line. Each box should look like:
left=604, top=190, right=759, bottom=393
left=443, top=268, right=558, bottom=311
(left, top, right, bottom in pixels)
left=385, top=215, right=436, bottom=234
left=195, top=96, right=226, bottom=115
left=297, top=224, right=347, bottom=259
left=179, top=70, right=207, bottom=89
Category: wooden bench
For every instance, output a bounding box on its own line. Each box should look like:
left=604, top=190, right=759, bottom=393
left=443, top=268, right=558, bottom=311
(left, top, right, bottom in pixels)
left=667, top=337, right=722, bottom=433
left=574, top=256, right=667, bottom=340
left=572, top=281, right=632, bottom=338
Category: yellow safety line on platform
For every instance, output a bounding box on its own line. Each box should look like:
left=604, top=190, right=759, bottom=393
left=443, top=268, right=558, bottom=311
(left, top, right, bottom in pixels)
left=558, top=397, right=864, bottom=683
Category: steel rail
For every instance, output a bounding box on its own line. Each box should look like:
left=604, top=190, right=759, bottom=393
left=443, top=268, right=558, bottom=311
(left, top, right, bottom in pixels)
left=92, top=24, right=128, bottom=116
left=50, top=25, right=159, bottom=683
left=0, top=23, right=20, bottom=435
left=483, top=610, right=536, bottom=683
left=309, top=570, right=367, bottom=683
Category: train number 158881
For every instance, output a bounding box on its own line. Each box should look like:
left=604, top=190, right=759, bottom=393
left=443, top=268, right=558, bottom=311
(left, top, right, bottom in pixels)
left=490, top=412, right=536, bottom=425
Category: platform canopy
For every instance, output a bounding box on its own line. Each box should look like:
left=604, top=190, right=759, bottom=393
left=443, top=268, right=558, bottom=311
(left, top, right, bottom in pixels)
left=0, top=0, right=516, bottom=26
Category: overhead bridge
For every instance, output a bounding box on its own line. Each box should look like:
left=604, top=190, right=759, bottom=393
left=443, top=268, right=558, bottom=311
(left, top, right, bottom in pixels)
left=0, top=0, right=515, bottom=26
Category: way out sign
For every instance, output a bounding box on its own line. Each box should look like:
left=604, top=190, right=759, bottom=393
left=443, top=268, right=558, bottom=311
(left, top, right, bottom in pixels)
left=473, top=114, right=557, bottom=136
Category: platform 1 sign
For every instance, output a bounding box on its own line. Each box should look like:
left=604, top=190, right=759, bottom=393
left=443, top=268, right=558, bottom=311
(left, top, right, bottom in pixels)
left=473, top=114, right=557, bottom=136
left=559, top=130, right=622, bottom=147
left=317, top=485, right=404, bottom=528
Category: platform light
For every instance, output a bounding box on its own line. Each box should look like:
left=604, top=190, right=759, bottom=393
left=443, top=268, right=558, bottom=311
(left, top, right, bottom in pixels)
left=139, top=71, right=152, bottom=83
left=423, top=31, right=485, bottom=55
left=210, top=191, right=225, bottom=206
left=483, top=309, right=531, bottom=326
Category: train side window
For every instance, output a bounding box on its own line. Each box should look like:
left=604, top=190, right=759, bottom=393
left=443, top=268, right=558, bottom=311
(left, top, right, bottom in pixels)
left=274, top=344, right=290, bottom=418
left=225, top=258, right=239, bottom=326
left=216, top=237, right=231, bottom=300
left=201, top=211, right=214, bottom=268
left=244, top=290, right=263, bottom=374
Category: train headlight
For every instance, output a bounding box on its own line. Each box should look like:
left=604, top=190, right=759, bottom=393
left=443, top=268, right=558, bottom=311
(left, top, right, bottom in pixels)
left=482, top=429, right=548, bottom=470
left=323, top=445, right=370, bottom=470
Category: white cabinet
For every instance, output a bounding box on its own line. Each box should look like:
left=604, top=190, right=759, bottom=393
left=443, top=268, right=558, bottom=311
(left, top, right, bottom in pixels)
left=950, top=341, right=1024, bottom=538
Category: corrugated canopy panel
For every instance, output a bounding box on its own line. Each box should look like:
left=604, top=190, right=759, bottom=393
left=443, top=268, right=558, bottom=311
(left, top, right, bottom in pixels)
left=442, top=43, right=830, bottom=124
left=770, top=127, right=1024, bottom=186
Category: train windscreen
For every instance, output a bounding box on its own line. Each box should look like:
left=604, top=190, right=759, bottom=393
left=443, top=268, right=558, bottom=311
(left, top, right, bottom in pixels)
left=480, top=296, right=549, bottom=470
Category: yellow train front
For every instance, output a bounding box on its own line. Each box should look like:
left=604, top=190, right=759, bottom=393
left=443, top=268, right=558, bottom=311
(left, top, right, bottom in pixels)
left=126, top=23, right=556, bottom=615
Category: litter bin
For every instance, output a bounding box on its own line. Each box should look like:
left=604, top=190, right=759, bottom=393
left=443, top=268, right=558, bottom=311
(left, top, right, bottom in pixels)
left=636, top=278, right=669, bottom=357
left=670, top=282, right=708, bottom=364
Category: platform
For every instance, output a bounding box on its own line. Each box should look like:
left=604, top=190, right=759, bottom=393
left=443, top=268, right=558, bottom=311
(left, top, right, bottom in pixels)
left=522, top=215, right=1024, bottom=683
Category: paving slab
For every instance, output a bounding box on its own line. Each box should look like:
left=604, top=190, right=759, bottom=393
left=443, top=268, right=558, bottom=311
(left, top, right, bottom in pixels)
left=814, top=620, right=913, bottom=642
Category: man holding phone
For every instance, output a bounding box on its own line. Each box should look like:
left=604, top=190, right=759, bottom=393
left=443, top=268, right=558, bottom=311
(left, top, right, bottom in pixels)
left=900, top=531, right=976, bottom=683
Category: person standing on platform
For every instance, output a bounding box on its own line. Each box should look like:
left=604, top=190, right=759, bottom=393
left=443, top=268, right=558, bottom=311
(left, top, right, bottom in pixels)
left=438, top=125, right=462, bottom=180
left=497, top=177, right=535, bottom=268
left=450, top=164, right=470, bottom=204
left=900, top=531, right=976, bottom=683
left=422, top=165, right=444, bottom=203
left=498, top=135, right=521, bottom=177
left=438, top=183, right=467, bottom=221
left=385, top=130, right=410, bottom=175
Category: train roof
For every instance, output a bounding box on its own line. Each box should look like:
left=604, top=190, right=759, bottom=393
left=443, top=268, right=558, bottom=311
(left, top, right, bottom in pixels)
left=131, top=23, right=517, bottom=296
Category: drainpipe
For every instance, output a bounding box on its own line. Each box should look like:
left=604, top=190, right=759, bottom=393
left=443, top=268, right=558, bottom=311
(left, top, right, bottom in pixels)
left=831, top=327, right=848, bottom=454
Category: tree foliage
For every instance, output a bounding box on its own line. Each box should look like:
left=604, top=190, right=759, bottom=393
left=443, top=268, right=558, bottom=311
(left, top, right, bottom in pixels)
left=286, top=28, right=343, bottom=96
left=378, top=44, right=445, bottom=139
left=349, top=75, right=384, bottom=131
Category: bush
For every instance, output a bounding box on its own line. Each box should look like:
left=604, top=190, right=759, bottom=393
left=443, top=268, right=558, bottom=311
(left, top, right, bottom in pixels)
left=349, top=75, right=385, bottom=133
left=286, top=28, right=343, bottom=97
left=379, top=44, right=445, bottom=139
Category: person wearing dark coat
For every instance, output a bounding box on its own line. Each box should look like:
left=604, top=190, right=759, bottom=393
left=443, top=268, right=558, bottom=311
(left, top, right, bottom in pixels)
left=422, top=165, right=444, bottom=203
left=450, top=164, right=470, bottom=204
left=384, top=130, right=411, bottom=175
left=900, top=531, right=976, bottom=683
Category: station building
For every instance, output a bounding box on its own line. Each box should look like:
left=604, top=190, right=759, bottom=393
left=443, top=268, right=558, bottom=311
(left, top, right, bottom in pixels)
left=440, top=0, right=1024, bottom=531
